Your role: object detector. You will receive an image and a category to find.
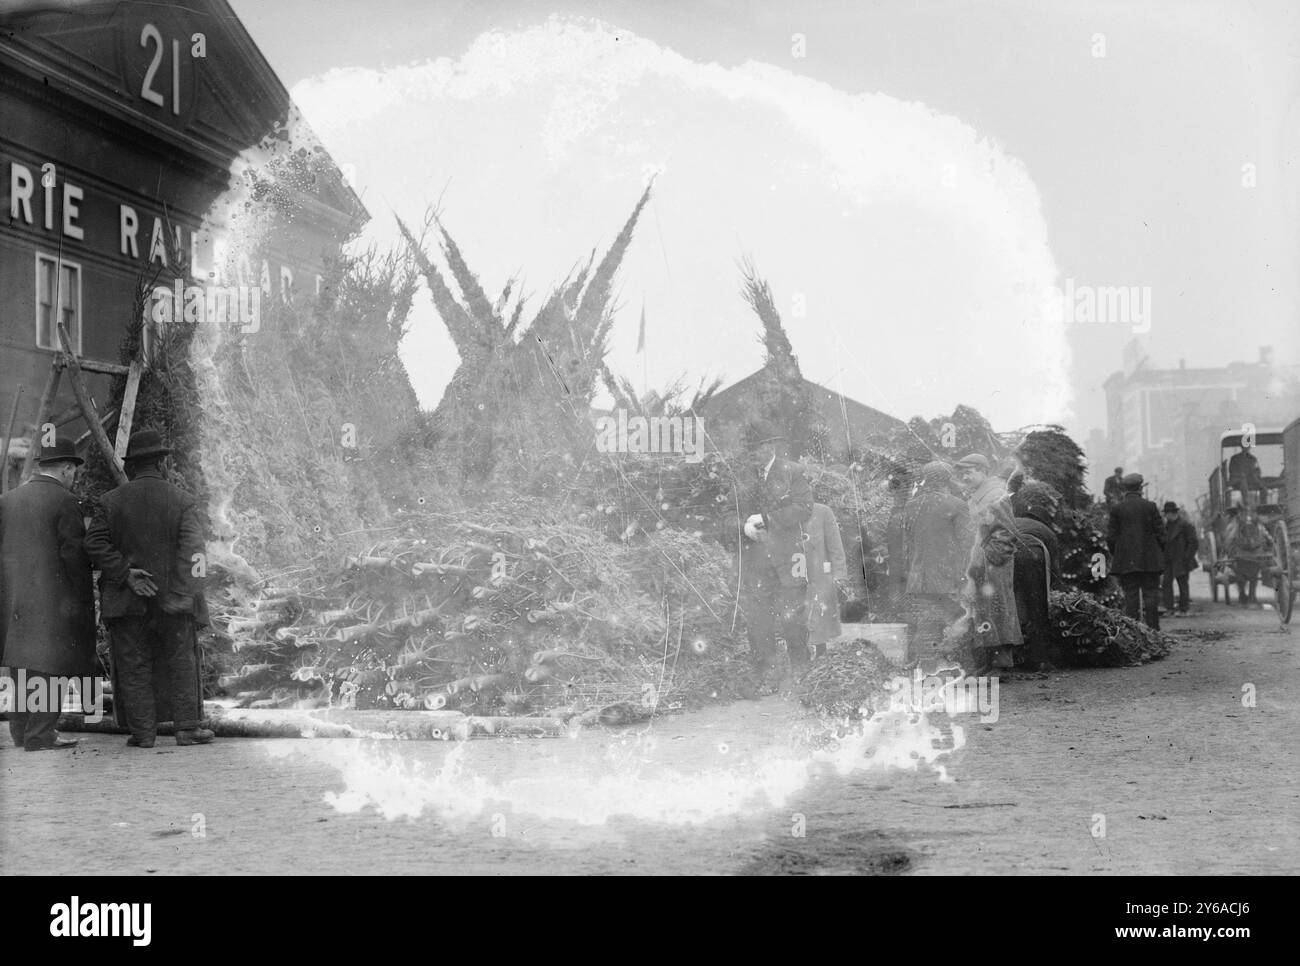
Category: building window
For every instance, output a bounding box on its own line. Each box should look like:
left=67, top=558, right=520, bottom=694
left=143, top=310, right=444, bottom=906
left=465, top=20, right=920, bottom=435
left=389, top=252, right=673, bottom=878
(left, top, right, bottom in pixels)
left=35, top=253, right=81, bottom=353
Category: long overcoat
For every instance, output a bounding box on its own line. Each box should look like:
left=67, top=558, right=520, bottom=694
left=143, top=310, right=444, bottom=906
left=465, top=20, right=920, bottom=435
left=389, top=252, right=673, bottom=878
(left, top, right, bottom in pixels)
left=903, top=488, right=972, bottom=595
left=0, top=475, right=96, bottom=676
left=84, top=467, right=207, bottom=623
left=84, top=467, right=208, bottom=727
left=1163, top=517, right=1199, bottom=578
left=1107, top=492, right=1166, bottom=574
left=805, top=503, right=847, bottom=646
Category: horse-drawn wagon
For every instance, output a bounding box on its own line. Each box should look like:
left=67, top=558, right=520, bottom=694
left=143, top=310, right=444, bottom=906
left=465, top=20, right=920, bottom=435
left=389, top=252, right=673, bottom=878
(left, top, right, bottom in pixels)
left=1197, top=422, right=1298, bottom=622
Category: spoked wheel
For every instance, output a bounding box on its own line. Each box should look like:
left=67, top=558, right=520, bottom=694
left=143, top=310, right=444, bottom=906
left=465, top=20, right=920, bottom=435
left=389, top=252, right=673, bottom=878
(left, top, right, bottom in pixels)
left=1271, top=520, right=1294, bottom=624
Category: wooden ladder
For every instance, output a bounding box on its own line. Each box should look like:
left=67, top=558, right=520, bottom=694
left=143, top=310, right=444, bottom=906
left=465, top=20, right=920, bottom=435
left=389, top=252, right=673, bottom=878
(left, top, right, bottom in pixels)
left=15, top=321, right=138, bottom=487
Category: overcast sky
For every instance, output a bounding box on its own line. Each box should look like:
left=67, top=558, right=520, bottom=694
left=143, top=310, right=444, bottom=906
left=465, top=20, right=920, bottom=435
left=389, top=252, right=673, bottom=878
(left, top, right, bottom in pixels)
left=232, top=0, right=1300, bottom=443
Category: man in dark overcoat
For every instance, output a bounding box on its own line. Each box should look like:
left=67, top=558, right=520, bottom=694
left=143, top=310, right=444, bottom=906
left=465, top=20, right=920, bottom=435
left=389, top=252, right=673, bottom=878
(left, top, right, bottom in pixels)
left=1103, top=467, right=1125, bottom=507
left=84, top=430, right=213, bottom=748
left=0, top=437, right=95, bottom=750
left=1160, top=501, right=1199, bottom=617
left=1009, top=482, right=1063, bottom=668
left=738, top=449, right=817, bottom=690
left=902, top=461, right=973, bottom=667
left=1107, top=473, right=1166, bottom=629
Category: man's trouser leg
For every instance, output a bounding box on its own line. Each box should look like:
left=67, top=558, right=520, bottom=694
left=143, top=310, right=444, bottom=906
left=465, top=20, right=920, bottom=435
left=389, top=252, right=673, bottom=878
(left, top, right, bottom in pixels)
left=14, top=670, right=61, bottom=749
left=1161, top=571, right=1175, bottom=611
left=1120, top=573, right=1142, bottom=622
left=1141, top=572, right=1161, bottom=629
left=1176, top=574, right=1190, bottom=612
left=5, top=668, right=23, bottom=747
left=744, top=597, right=778, bottom=675
left=110, top=616, right=158, bottom=740
left=777, top=586, right=810, bottom=672
left=158, top=615, right=201, bottom=730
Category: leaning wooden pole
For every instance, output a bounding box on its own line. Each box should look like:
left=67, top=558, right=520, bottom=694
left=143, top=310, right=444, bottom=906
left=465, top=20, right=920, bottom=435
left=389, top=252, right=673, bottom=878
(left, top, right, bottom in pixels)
left=57, top=321, right=128, bottom=486
left=20, top=363, right=61, bottom=483
left=1, top=383, right=23, bottom=493
left=113, top=359, right=143, bottom=462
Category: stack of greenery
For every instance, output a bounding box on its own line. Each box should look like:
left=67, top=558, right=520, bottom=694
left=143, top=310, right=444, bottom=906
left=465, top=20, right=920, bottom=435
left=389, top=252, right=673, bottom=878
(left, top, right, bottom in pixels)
left=578, top=451, right=741, bottom=547
left=209, top=502, right=745, bottom=715
left=1048, top=589, right=1174, bottom=666
left=795, top=640, right=901, bottom=717
left=1014, top=426, right=1119, bottom=606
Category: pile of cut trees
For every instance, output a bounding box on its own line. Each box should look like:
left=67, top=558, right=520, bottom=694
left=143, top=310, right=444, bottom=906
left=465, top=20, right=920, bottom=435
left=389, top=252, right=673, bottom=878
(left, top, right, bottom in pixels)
left=208, top=507, right=744, bottom=719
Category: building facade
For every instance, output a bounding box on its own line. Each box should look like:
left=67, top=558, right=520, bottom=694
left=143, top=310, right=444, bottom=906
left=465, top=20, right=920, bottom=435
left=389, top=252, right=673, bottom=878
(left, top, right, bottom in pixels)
left=1094, top=344, right=1300, bottom=508
left=703, top=370, right=905, bottom=461
left=1, top=0, right=364, bottom=476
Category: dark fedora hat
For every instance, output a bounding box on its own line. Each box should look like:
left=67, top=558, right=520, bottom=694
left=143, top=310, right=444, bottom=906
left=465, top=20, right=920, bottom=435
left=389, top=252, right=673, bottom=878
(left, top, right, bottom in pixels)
left=36, top=436, right=83, bottom=465
left=1163, top=501, right=1179, bottom=513
left=123, top=429, right=171, bottom=462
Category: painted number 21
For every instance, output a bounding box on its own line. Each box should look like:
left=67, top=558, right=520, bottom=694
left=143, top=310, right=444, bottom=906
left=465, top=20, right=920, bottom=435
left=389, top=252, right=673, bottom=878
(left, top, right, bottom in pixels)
left=140, top=24, right=206, bottom=115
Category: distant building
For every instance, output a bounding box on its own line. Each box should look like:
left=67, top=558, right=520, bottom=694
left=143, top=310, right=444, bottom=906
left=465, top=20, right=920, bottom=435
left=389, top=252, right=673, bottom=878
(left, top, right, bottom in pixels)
left=702, top=370, right=905, bottom=461
left=1094, top=343, right=1300, bottom=508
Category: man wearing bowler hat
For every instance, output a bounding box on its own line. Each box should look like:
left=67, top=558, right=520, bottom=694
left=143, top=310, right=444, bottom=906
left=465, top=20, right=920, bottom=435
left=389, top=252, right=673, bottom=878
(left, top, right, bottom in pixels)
left=1160, top=501, right=1199, bottom=617
left=1107, top=473, right=1166, bottom=628
left=0, top=437, right=95, bottom=750
left=85, top=429, right=213, bottom=747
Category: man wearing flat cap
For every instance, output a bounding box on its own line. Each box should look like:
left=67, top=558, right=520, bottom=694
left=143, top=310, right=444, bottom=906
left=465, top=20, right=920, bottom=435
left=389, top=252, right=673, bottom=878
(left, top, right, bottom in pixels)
left=0, top=437, right=95, bottom=750
left=954, top=454, right=999, bottom=517
left=1107, top=473, right=1166, bottom=628
left=85, top=430, right=213, bottom=748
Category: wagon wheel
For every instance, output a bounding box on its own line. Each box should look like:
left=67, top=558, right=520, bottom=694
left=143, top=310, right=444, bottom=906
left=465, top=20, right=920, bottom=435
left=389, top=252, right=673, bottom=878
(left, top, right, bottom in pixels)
left=1204, top=531, right=1219, bottom=602
left=1271, top=520, right=1294, bottom=624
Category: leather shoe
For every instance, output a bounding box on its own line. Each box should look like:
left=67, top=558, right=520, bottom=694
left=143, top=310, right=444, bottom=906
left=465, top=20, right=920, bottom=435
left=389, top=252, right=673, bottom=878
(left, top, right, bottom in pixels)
left=127, top=735, right=156, bottom=748
left=26, top=737, right=78, bottom=752
left=175, top=728, right=215, bottom=746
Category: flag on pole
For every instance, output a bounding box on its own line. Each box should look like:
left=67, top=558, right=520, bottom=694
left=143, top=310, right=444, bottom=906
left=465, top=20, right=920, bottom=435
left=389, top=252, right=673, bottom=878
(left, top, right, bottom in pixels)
left=636, top=301, right=646, bottom=354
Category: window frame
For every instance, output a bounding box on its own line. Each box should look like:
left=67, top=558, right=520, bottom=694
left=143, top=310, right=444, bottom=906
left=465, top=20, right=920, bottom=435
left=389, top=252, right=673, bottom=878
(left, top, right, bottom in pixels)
left=34, top=251, right=82, bottom=355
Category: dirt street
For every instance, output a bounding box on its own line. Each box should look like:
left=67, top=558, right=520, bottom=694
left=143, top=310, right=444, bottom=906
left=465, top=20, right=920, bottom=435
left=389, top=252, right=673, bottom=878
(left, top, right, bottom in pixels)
left=2, top=583, right=1296, bottom=875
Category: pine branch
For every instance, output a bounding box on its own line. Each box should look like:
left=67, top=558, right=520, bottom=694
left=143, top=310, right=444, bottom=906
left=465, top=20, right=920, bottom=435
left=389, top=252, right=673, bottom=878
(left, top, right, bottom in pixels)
left=601, top=364, right=638, bottom=414
left=574, top=184, right=651, bottom=343
left=493, top=277, right=516, bottom=324
left=739, top=255, right=798, bottom=372
left=504, top=295, right=527, bottom=341
left=396, top=214, right=484, bottom=364
left=436, top=217, right=498, bottom=336
left=690, top=374, right=724, bottom=413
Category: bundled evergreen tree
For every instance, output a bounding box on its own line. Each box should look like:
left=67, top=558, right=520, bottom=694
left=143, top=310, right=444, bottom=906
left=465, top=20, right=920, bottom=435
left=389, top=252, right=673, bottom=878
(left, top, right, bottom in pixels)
left=1016, top=425, right=1119, bottom=603
left=399, top=186, right=651, bottom=491
left=1016, top=426, right=1090, bottom=509
left=736, top=258, right=828, bottom=461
